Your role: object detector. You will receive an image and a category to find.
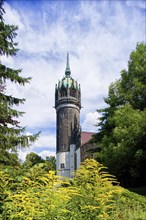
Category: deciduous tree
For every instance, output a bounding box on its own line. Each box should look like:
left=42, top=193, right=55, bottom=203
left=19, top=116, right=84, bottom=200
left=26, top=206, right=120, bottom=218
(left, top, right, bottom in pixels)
left=94, top=42, right=146, bottom=187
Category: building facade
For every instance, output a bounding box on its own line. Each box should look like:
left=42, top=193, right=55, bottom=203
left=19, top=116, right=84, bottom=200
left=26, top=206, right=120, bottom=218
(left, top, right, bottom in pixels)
left=55, top=54, right=81, bottom=177
left=81, top=132, right=98, bottom=162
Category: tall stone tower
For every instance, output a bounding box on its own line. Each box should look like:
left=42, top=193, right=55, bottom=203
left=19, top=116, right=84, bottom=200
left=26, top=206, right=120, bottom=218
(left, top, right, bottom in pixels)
left=55, top=53, right=81, bottom=177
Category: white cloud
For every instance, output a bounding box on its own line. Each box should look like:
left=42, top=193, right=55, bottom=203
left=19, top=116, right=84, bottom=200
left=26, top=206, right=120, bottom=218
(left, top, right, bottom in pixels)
left=18, top=148, right=55, bottom=162
left=4, top=3, right=25, bottom=31
left=81, top=111, right=100, bottom=132
left=38, top=150, right=56, bottom=160
left=2, top=0, right=145, bottom=158
left=18, top=132, right=56, bottom=161
left=34, top=132, right=56, bottom=150
left=18, top=148, right=32, bottom=162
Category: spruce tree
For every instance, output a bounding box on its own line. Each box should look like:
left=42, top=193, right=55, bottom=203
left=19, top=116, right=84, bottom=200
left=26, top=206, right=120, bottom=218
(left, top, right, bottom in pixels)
left=0, top=0, right=39, bottom=165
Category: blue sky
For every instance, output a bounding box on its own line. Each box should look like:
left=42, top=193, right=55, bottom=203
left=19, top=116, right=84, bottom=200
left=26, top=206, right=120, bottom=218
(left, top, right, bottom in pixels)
left=2, top=0, right=146, bottom=161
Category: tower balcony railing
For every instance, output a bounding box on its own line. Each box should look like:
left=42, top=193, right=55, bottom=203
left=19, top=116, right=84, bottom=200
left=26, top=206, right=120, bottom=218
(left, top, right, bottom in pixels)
left=55, top=96, right=81, bottom=109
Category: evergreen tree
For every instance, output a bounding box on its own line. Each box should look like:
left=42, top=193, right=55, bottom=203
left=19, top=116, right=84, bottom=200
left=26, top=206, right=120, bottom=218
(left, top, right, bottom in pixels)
left=0, top=0, right=39, bottom=165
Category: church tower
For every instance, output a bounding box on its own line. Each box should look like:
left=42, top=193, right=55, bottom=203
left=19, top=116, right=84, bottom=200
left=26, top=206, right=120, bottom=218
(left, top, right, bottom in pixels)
left=55, top=54, right=81, bottom=177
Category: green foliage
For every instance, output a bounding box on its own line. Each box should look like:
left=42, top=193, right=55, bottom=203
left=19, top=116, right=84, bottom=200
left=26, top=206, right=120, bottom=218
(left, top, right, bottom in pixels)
left=115, top=189, right=146, bottom=220
left=1, top=171, right=77, bottom=220
left=0, top=171, right=12, bottom=213
left=68, top=159, right=122, bottom=220
left=0, top=159, right=146, bottom=220
left=23, top=152, right=45, bottom=168
left=0, top=0, right=39, bottom=165
left=94, top=42, right=146, bottom=187
left=22, top=153, right=56, bottom=179
left=46, top=156, right=56, bottom=170
left=22, top=163, right=55, bottom=182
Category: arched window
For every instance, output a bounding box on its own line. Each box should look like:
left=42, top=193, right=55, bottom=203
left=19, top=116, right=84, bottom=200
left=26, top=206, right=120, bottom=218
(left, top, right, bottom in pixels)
left=70, top=88, right=76, bottom=97
left=61, top=88, right=67, bottom=97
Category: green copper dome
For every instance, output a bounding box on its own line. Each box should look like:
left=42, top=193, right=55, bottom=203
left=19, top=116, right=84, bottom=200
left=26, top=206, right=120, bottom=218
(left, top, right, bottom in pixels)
left=59, top=76, right=78, bottom=89
left=55, top=53, right=81, bottom=109
left=58, top=53, right=79, bottom=90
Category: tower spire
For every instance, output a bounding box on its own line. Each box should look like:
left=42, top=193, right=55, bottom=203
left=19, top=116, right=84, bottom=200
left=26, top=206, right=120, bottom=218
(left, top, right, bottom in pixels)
left=65, top=52, right=71, bottom=77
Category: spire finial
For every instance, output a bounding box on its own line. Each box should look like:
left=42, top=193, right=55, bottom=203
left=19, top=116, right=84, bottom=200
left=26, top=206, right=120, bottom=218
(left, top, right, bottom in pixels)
left=65, top=52, right=71, bottom=77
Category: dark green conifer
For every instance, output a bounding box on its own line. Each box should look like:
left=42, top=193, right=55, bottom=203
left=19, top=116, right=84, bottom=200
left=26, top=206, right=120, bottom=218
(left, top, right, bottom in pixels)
left=0, top=0, right=39, bottom=165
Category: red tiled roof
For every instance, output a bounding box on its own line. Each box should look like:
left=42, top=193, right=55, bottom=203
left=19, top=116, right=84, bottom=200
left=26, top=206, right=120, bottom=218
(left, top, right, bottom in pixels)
left=81, top=131, right=95, bottom=145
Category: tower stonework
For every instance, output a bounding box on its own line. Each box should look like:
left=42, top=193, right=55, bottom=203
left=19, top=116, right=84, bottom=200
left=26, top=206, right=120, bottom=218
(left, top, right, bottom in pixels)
left=55, top=54, right=81, bottom=177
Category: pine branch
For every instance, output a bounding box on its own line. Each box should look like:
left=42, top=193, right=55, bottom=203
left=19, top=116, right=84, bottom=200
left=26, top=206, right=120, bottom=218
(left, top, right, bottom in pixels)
left=0, top=128, right=40, bottom=150
left=0, top=92, right=25, bottom=105
left=0, top=0, right=4, bottom=22
left=0, top=22, right=18, bottom=56
left=0, top=63, right=31, bottom=85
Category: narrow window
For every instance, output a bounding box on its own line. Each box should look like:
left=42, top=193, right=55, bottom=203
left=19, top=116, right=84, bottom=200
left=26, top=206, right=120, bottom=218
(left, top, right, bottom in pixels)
left=60, top=163, right=65, bottom=169
left=70, top=89, right=76, bottom=97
